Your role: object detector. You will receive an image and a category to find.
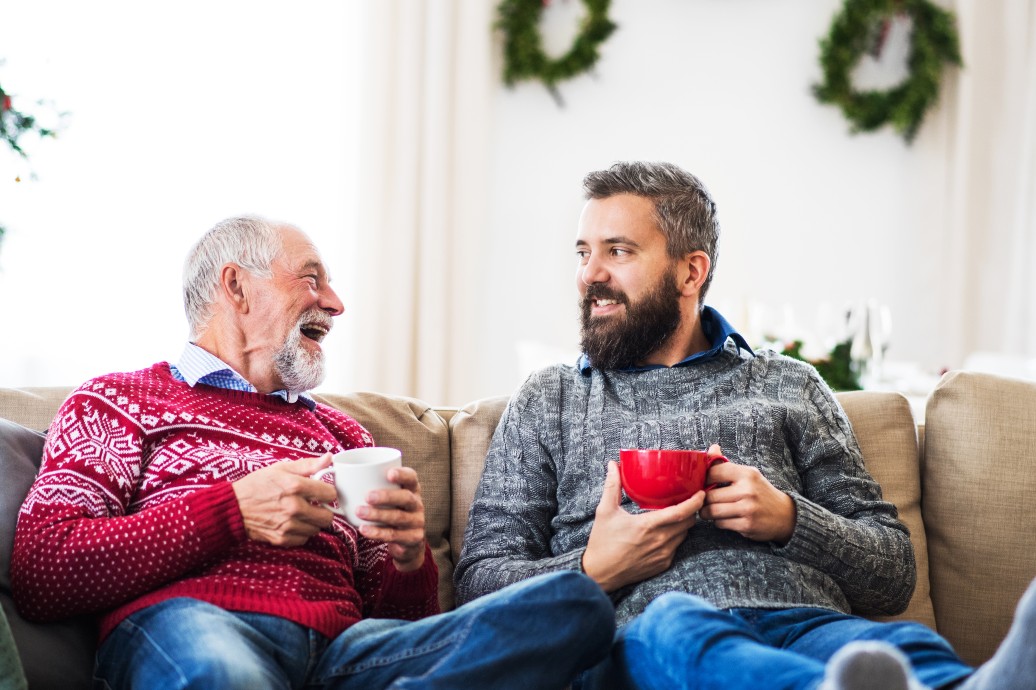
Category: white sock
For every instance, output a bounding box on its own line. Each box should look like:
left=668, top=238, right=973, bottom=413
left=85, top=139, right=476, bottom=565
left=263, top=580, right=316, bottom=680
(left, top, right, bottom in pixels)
left=820, top=641, right=927, bottom=690
left=957, top=577, right=1036, bottom=690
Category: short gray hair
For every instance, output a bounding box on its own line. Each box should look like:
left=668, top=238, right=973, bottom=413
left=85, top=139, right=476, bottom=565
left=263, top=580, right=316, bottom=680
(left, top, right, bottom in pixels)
left=182, top=216, right=285, bottom=338
left=582, top=161, right=721, bottom=305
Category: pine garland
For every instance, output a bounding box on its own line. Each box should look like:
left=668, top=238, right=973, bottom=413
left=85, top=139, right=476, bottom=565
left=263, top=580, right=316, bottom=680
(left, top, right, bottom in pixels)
left=497, top=0, right=617, bottom=103
left=1, top=79, right=62, bottom=246
left=813, top=0, right=962, bottom=143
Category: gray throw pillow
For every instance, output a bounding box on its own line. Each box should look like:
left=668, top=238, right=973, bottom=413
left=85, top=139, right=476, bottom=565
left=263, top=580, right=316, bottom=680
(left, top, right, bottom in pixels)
left=0, top=418, right=94, bottom=689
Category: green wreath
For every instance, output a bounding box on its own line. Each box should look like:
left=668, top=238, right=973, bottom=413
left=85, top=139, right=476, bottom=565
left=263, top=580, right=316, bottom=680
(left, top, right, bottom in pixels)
left=497, top=0, right=617, bottom=103
left=813, top=0, right=962, bottom=143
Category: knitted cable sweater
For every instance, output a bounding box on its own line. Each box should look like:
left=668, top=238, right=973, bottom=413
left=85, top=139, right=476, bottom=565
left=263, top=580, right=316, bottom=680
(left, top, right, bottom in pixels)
left=11, top=363, right=438, bottom=642
left=454, top=344, right=915, bottom=625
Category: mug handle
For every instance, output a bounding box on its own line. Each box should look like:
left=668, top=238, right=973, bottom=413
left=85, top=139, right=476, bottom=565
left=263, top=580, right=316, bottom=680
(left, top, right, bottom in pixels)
left=703, top=454, right=728, bottom=491
left=311, top=467, right=348, bottom=517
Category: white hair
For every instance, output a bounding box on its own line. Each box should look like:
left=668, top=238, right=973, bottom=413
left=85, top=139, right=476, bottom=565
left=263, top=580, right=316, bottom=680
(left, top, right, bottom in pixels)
left=182, top=216, right=285, bottom=338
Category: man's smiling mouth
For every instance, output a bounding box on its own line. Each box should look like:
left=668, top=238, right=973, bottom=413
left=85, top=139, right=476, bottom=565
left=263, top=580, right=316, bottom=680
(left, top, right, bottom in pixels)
left=300, top=321, right=331, bottom=343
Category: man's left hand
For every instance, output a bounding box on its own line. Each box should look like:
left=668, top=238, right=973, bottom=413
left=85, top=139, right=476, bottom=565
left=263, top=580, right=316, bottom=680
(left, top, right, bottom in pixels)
left=353, top=466, right=427, bottom=572
left=699, top=444, right=796, bottom=545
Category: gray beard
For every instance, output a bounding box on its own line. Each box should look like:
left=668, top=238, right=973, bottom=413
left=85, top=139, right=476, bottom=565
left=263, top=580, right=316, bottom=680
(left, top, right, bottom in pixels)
left=273, top=319, right=326, bottom=393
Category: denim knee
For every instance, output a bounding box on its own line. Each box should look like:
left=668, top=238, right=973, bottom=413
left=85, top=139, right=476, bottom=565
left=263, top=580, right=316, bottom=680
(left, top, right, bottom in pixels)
left=640, top=592, right=716, bottom=625
left=524, top=571, right=615, bottom=632
left=624, top=592, right=727, bottom=650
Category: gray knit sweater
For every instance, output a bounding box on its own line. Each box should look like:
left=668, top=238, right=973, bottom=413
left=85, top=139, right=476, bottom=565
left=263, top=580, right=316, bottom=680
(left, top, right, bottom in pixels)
left=454, top=342, right=915, bottom=625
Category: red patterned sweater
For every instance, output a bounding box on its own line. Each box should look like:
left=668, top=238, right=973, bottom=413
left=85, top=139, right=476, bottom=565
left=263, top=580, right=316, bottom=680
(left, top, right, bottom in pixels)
left=10, top=363, right=439, bottom=642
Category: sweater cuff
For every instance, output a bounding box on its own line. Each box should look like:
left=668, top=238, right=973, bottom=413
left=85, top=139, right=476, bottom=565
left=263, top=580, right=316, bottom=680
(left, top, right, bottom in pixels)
left=380, top=542, right=439, bottom=607
left=556, top=548, right=587, bottom=574
left=771, top=492, right=830, bottom=563
left=183, top=481, right=247, bottom=548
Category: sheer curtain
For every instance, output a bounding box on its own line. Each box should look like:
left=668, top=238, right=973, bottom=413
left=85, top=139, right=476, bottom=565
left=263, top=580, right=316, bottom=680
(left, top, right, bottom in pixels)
left=933, top=0, right=1036, bottom=367
left=349, top=0, right=495, bottom=403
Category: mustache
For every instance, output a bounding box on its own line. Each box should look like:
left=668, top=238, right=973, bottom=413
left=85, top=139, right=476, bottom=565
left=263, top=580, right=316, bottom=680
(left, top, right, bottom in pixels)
left=582, top=283, right=629, bottom=307
left=297, top=309, right=333, bottom=332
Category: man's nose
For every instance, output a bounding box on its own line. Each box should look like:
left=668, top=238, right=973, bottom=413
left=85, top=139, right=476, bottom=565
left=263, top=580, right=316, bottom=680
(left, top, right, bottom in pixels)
left=581, top=256, right=609, bottom=286
left=321, top=285, right=345, bottom=316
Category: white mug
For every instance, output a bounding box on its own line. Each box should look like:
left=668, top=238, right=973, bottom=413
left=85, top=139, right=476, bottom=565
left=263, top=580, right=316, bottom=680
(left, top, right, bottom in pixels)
left=312, top=447, right=402, bottom=527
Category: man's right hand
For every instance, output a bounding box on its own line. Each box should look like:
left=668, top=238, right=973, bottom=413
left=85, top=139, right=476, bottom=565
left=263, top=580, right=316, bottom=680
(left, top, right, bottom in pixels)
left=581, top=460, right=703, bottom=592
left=232, top=453, right=338, bottom=547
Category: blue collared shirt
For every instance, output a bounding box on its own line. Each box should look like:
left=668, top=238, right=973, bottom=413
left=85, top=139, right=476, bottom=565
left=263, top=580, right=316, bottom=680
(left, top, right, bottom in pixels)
left=577, top=305, right=753, bottom=374
left=168, top=342, right=316, bottom=410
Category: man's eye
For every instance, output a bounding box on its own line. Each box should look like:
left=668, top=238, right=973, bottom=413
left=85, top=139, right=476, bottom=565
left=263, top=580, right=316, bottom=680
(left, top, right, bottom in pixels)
left=612, top=248, right=630, bottom=256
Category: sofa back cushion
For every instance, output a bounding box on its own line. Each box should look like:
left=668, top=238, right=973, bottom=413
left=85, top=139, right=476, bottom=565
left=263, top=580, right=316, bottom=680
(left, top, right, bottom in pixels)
left=448, top=396, right=509, bottom=567
left=836, top=391, right=935, bottom=630
left=449, top=392, right=934, bottom=629
left=922, top=371, right=1036, bottom=666
left=0, top=387, right=72, bottom=433
left=312, top=392, right=454, bottom=611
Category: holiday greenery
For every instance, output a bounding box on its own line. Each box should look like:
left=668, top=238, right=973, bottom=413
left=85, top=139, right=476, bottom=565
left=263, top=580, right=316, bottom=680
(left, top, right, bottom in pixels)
left=0, top=83, right=56, bottom=158
left=813, top=0, right=962, bottom=143
left=0, top=76, right=61, bottom=247
left=496, top=0, right=617, bottom=103
left=782, top=340, right=862, bottom=392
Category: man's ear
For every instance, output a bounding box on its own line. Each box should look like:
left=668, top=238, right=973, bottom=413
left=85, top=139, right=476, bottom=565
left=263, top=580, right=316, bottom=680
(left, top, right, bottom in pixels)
left=219, top=263, right=250, bottom=315
left=676, top=251, right=711, bottom=298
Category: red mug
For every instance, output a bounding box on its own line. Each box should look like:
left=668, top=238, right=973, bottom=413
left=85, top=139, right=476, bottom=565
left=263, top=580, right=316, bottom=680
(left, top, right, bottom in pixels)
left=618, top=448, right=728, bottom=509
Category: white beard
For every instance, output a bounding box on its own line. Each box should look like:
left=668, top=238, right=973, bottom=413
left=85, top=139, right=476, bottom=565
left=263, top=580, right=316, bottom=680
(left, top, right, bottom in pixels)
left=273, top=313, right=326, bottom=393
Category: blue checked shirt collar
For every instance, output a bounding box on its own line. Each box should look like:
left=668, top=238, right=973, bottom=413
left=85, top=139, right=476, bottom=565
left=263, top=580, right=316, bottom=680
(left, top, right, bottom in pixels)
left=169, top=342, right=316, bottom=410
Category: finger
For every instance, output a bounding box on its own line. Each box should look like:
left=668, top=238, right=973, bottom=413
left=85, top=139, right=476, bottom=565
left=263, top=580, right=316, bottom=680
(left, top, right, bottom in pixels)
left=707, top=444, right=723, bottom=457
left=366, top=487, right=422, bottom=512
left=699, top=498, right=741, bottom=521
left=294, top=474, right=338, bottom=503
left=297, top=502, right=337, bottom=529
left=356, top=504, right=425, bottom=531
left=359, top=522, right=426, bottom=546
left=650, top=490, right=705, bottom=525
left=386, top=466, right=419, bottom=493
left=598, top=461, right=622, bottom=510
left=284, top=452, right=334, bottom=477
left=706, top=460, right=740, bottom=484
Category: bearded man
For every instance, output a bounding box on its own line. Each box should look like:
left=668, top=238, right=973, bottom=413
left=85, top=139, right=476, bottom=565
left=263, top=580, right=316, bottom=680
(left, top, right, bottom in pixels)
left=11, top=216, right=614, bottom=689
left=455, top=162, right=1036, bottom=690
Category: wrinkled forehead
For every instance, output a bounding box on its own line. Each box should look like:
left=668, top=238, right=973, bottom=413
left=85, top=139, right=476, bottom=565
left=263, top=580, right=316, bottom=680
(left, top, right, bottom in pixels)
left=274, top=225, right=328, bottom=274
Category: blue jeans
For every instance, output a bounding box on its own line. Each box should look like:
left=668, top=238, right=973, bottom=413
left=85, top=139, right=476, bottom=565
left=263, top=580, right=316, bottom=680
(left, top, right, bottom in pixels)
left=576, top=592, right=974, bottom=690
left=94, top=571, right=614, bottom=690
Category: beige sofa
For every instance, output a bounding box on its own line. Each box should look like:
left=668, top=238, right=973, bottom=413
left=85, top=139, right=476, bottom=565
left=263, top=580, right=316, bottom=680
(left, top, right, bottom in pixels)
left=1, top=370, right=1034, bottom=688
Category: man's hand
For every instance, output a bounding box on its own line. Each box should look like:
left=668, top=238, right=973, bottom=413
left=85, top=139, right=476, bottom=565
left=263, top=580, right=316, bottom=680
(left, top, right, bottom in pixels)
left=699, top=444, right=797, bottom=544
left=232, top=453, right=338, bottom=547
left=581, top=461, right=703, bottom=593
left=353, top=466, right=428, bottom=573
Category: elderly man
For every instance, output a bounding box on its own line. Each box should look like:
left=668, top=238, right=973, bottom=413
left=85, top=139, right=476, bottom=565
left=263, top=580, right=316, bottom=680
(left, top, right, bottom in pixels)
left=455, top=161, right=1036, bottom=690
left=11, top=216, right=614, bottom=689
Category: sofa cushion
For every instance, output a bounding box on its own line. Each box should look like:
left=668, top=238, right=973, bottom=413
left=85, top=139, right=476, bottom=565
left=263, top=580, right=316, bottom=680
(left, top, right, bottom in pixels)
left=0, top=387, right=71, bottom=433
left=312, top=392, right=454, bottom=611
left=0, top=418, right=94, bottom=689
left=448, top=396, right=509, bottom=566
left=836, top=391, right=936, bottom=630
left=922, top=371, right=1036, bottom=666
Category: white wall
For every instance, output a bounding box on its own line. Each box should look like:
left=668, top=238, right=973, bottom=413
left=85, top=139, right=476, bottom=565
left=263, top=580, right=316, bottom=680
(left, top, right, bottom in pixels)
left=1, top=1, right=1001, bottom=404
left=473, top=0, right=959, bottom=401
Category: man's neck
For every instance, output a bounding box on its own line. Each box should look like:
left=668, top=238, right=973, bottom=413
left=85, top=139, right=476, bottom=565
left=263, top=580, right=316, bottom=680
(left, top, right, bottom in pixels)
left=636, top=309, right=710, bottom=368
left=193, top=332, right=281, bottom=394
